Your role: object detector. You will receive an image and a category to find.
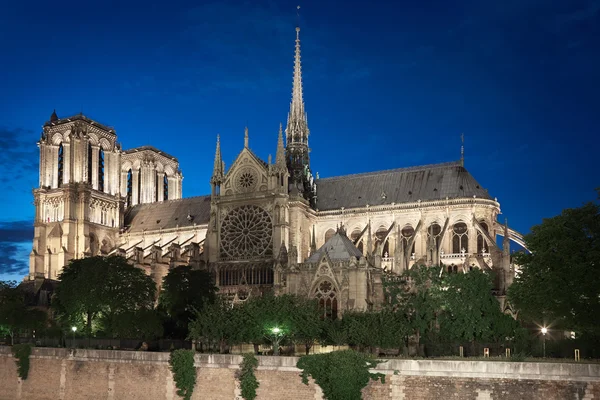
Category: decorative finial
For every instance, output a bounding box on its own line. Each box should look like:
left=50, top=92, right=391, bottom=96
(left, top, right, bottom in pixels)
left=244, top=126, right=249, bottom=148
left=50, top=109, right=58, bottom=122
left=460, top=133, right=465, bottom=167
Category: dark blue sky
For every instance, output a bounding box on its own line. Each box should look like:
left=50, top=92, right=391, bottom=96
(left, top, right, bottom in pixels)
left=0, top=0, right=598, bottom=281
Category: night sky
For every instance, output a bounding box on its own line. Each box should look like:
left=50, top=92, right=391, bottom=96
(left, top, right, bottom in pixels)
left=0, top=0, right=598, bottom=282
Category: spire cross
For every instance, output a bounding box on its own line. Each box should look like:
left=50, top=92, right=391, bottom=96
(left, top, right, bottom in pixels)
left=460, top=133, right=465, bottom=166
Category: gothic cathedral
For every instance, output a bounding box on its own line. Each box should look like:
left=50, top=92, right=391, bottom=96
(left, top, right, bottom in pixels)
left=29, top=26, right=525, bottom=317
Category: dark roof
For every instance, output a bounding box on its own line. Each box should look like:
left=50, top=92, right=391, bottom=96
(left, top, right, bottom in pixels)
left=123, top=146, right=179, bottom=162
left=315, top=161, right=492, bottom=211
left=124, top=196, right=211, bottom=233
left=306, top=231, right=363, bottom=263
left=43, top=113, right=116, bottom=134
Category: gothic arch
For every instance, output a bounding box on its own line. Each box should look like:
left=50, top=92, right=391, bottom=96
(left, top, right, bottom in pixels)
left=87, top=132, right=99, bottom=146
left=99, top=138, right=111, bottom=151
left=324, top=228, right=335, bottom=243
left=51, top=132, right=63, bottom=145
left=452, top=221, right=469, bottom=253
left=121, top=160, right=133, bottom=172
left=311, top=278, right=339, bottom=320
left=164, top=165, right=175, bottom=177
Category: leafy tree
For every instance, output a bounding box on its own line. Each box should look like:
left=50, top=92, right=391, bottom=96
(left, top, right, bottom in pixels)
left=53, top=255, right=156, bottom=337
left=0, top=281, right=47, bottom=345
left=508, top=199, right=600, bottom=336
left=110, top=309, right=164, bottom=339
left=288, top=297, right=322, bottom=355
left=439, top=269, right=518, bottom=350
left=383, top=265, right=442, bottom=354
left=159, top=266, right=218, bottom=338
left=188, top=298, right=239, bottom=353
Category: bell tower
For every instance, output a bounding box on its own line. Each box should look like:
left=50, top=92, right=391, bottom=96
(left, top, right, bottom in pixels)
left=29, top=111, right=123, bottom=280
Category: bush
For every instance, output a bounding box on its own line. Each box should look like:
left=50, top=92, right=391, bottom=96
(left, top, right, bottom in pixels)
left=297, top=350, right=385, bottom=400
left=237, top=353, right=259, bottom=400
left=169, top=349, right=196, bottom=400
left=11, top=343, right=32, bottom=380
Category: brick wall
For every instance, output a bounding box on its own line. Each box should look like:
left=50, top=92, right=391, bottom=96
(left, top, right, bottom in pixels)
left=0, top=347, right=599, bottom=400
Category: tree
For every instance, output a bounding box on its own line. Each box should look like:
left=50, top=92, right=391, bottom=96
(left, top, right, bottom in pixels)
left=188, top=298, right=239, bottom=353
left=508, top=199, right=600, bottom=336
left=383, top=265, right=442, bottom=354
left=53, top=255, right=156, bottom=337
left=287, top=296, right=322, bottom=355
left=439, top=269, right=518, bottom=352
left=158, top=266, right=218, bottom=338
left=0, top=281, right=47, bottom=345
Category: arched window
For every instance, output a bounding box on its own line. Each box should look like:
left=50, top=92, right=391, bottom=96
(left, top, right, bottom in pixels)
left=375, top=227, right=387, bottom=254
left=401, top=225, right=416, bottom=255
left=315, top=280, right=338, bottom=320
left=126, top=169, right=132, bottom=207
left=163, top=174, right=169, bottom=201
left=350, top=229, right=363, bottom=254
left=452, top=222, right=469, bottom=253
left=427, top=223, right=442, bottom=246
left=98, top=149, right=104, bottom=192
left=87, top=143, right=93, bottom=184
left=324, top=228, right=335, bottom=243
left=477, top=222, right=488, bottom=254
left=57, top=144, right=64, bottom=187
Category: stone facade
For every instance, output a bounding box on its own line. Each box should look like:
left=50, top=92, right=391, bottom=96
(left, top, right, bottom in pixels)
left=1, top=347, right=598, bottom=400
left=27, top=26, right=527, bottom=314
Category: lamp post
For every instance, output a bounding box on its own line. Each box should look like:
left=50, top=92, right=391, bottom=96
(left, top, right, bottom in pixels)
left=541, top=327, right=547, bottom=358
left=271, top=327, right=282, bottom=356
left=71, top=326, right=77, bottom=347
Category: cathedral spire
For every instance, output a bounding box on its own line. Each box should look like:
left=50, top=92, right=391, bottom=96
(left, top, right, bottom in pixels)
left=244, top=126, right=249, bottom=148
left=275, top=123, right=286, bottom=167
left=211, top=135, right=223, bottom=185
left=460, top=133, right=465, bottom=167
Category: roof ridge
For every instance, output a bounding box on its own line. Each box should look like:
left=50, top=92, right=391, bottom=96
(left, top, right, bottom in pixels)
left=127, top=195, right=211, bottom=210
left=316, top=160, right=461, bottom=181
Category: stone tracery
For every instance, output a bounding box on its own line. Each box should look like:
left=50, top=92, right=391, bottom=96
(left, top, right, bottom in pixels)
left=220, top=205, right=273, bottom=259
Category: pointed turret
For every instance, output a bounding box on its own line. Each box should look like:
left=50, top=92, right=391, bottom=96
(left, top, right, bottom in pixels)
left=244, top=126, right=249, bottom=148
left=310, top=225, right=317, bottom=255
left=275, top=123, right=286, bottom=168
left=285, top=26, right=315, bottom=206
left=50, top=109, right=58, bottom=122
left=210, top=135, right=223, bottom=196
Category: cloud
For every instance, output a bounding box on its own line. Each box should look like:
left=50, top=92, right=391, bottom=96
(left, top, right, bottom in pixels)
left=0, top=220, right=33, bottom=277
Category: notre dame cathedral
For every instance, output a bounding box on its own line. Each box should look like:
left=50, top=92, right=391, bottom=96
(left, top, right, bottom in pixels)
left=28, top=26, right=525, bottom=317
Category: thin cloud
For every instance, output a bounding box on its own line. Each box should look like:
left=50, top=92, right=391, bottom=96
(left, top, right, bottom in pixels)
left=0, top=220, right=33, bottom=277
left=0, top=127, right=39, bottom=189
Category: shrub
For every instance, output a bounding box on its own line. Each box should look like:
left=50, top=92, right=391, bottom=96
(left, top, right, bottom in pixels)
left=297, top=350, right=385, bottom=400
left=237, top=353, right=259, bottom=400
left=11, top=343, right=32, bottom=380
left=169, top=349, right=196, bottom=400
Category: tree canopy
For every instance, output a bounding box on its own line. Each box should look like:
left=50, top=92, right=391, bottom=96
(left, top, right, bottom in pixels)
left=0, top=281, right=47, bottom=344
left=52, top=255, right=157, bottom=337
left=508, top=199, right=600, bottom=336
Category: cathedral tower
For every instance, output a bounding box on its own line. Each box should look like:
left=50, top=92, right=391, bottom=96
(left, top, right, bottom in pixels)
left=285, top=26, right=316, bottom=207
left=30, top=112, right=123, bottom=279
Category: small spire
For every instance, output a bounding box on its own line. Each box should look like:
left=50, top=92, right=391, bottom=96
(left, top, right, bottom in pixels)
left=50, top=109, right=58, bottom=122
left=211, top=135, right=223, bottom=184
left=244, top=126, right=249, bottom=148
left=275, top=123, right=286, bottom=167
left=460, top=133, right=465, bottom=167
left=310, top=225, right=316, bottom=254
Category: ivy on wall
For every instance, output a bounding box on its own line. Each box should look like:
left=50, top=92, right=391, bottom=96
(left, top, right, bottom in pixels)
left=169, top=349, right=196, bottom=400
left=297, top=350, right=385, bottom=400
left=11, top=344, right=32, bottom=380
left=236, top=353, right=259, bottom=400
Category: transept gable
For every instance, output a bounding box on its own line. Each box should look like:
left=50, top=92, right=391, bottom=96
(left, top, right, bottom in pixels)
left=223, top=147, right=269, bottom=195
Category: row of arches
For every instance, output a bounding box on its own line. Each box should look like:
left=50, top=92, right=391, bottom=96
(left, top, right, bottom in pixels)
left=56, top=143, right=105, bottom=190
left=125, top=169, right=169, bottom=207
left=322, top=220, right=491, bottom=256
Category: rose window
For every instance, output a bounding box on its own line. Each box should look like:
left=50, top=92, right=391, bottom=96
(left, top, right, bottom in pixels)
left=220, top=205, right=272, bottom=258
left=234, top=167, right=258, bottom=193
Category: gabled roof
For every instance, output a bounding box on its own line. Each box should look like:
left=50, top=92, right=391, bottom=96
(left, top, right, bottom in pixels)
left=122, top=145, right=179, bottom=162
left=315, top=161, right=492, bottom=211
left=306, top=231, right=363, bottom=263
left=124, top=196, right=211, bottom=233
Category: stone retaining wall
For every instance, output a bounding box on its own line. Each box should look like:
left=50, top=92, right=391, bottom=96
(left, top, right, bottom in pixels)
left=1, top=347, right=599, bottom=399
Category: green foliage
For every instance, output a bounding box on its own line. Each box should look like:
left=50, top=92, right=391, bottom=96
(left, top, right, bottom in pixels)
left=11, top=343, right=32, bottom=380
left=0, top=281, right=47, bottom=345
left=439, top=269, right=516, bottom=343
left=508, top=200, right=600, bottom=336
left=159, top=266, right=218, bottom=338
left=188, top=298, right=238, bottom=353
left=53, top=256, right=156, bottom=337
left=169, top=349, right=196, bottom=400
left=237, top=353, right=259, bottom=400
left=297, top=350, right=385, bottom=400
left=109, top=309, right=164, bottom=339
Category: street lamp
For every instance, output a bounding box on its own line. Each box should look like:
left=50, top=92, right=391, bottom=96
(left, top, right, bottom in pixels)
left=270, top=327, right=283, bottom=356
left=541, top=327, right=547, bottom=358
left=71, top=326, right=77, bottom=346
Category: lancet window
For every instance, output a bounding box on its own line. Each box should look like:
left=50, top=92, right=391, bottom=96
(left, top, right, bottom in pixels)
left=350, top=229, right=363, bottom=253
left=452, top=222, right=469, bottom=253
left=163, top=174, right=169, bottom=201
left=57, top=144, right=64, bottom=187
left=98, top=149, right=105, bottom=192
left=87, top=143, right=93, bottom=184
left=375, top=227, right=389, bottom=256
left=324, top=228, right=335, bottom=243
left=126, top=169, right=132, bottom=207
left=477, top=222, right=489, bottom=254
left=315, top=280, right=338, bottom=320
left=401, top=225, right=416, bottom=255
